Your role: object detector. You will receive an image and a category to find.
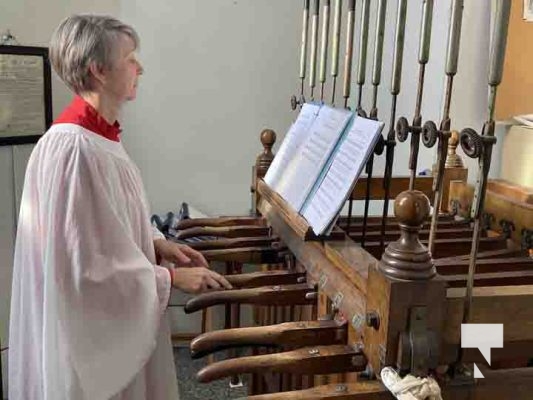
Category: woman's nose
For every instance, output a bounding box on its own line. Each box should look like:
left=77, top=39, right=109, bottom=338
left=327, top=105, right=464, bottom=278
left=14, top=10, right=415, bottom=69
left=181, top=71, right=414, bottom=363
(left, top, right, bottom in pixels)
left=137, top=61, right=144, bottom=75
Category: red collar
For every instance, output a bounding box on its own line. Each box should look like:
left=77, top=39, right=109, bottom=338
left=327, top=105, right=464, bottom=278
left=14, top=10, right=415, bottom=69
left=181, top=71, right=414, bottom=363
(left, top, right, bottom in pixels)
left=53, top=95, right=122, bottom=142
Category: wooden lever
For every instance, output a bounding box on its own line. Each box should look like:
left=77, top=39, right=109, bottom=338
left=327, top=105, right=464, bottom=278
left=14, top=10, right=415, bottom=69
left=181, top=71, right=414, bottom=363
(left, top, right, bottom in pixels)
left=225, top=270, right=306, bottom=288
left=201, top=246, right=285, bottom=263
left=190, top=320, right=347, bottom=359
left=196, top=344, right=366, bottom=383
left=184, top=283, right=316, bottom=314
left=175, top=216, right=265, bottom=230
left=178, top=236, right=278, bottom=251
left=175, top=225, right=270, bottom=240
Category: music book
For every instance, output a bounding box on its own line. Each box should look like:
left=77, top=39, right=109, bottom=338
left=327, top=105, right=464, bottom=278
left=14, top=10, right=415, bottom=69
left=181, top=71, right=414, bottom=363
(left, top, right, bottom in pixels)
left=276, top=105, right=353, bottom=212
left=264, top=103, right=320, bottom=190
left=264, top=103, right=384, bottom=236
left=301, top=116, right=385, bottom=235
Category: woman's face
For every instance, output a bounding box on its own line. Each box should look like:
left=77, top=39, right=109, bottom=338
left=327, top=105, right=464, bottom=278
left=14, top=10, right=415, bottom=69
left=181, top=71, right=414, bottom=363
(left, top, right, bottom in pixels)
left=103, top=35, right=143, bottom=102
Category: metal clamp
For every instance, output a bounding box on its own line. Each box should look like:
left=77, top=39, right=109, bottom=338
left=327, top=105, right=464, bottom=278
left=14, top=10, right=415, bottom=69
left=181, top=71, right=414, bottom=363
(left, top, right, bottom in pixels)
left=319, top=272, right=328, bottom=289
left=396, top=306, right=439, bottom=377
left=332, top=292, right=344, bottom=309
left=499, top=219, right=515, bottom=239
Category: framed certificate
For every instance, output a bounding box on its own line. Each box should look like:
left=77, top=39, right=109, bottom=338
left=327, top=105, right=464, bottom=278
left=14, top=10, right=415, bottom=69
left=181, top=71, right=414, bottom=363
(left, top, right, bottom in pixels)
left=0, top=45, right=52, bottom=146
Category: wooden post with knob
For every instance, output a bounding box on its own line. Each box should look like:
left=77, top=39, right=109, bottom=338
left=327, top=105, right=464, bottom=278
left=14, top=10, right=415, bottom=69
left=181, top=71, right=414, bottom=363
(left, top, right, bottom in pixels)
left=364, top=190, right=446, bottom=377
left=251, top=129, right=277, bottom=215
left=439, top=130, right=468, bottom=213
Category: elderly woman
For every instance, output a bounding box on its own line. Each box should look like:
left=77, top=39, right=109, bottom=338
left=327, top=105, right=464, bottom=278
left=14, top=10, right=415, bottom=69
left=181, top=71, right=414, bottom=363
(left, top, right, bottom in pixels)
left=8, top=14, right=231, bottom=400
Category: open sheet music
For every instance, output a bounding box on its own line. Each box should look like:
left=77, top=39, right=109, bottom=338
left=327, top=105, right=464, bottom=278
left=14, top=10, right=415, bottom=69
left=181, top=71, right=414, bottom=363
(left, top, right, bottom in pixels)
left=264, top=103, right=320, bottom=190
left=276, top=105, right=353, bottom=212
left=264, top=103, right=384, bottom=236
left=301, top=116, right=385, bottom=235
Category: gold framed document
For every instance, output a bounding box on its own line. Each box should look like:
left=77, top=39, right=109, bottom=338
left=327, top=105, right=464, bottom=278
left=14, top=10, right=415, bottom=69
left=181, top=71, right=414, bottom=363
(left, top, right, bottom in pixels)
left=0, top=45, right=52, bottom=146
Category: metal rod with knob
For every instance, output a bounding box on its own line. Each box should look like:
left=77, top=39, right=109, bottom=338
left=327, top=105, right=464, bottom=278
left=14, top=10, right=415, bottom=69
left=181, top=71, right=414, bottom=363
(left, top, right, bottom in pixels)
left=319, top=0, right=331, bottom=101
left=394, top=0, right=434, bottom=191
left=342, top=0, right=356, bottom=109
left=360, top=0, right=387, bottom=246
left=309, top=0, right=320, bottom=100
left=330, top=0, right=343, bottom=104
left=461, top=0, right=511, bottom=328
left=421, top=0, right=464, bottom=255
left=291, top=0, right=311, bottom=110
left=355, top=0, right=370, bottom=116
left=340, top=0, right=358, bottom=233
left=379, top=0, right=408, bottom=252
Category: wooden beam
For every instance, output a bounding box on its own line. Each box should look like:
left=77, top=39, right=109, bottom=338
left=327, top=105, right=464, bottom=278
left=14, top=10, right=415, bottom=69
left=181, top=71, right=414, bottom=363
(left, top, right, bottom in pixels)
left=444, top=285, right=533, bottom=344
left=260, top=201, right=367, bottom=331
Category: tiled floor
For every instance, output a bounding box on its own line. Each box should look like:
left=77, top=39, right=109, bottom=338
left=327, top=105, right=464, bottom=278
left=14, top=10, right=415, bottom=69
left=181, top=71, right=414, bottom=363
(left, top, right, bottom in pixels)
left=175, top=347, right=247, bottom=400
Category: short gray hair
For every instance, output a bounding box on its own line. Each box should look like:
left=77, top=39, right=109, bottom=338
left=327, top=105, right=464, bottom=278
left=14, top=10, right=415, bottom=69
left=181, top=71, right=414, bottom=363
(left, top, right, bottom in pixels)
left=50, top=14, right=139, bottom=93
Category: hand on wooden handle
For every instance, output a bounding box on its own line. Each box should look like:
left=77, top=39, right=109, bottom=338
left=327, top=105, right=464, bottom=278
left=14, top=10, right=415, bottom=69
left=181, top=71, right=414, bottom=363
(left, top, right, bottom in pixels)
left=170, top=267, right=232, bottom=294
left=184, top=283, right=316, bottom=313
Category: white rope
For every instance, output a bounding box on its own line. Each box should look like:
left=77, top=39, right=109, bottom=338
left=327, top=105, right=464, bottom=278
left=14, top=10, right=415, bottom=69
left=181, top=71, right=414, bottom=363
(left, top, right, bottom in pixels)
left=381, top=367, right=443, bottom=400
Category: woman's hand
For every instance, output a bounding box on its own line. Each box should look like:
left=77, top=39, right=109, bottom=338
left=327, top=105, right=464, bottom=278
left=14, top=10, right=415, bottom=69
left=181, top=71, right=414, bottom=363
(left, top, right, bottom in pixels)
left=170, top=267, right=232, bottom=294
left=154, top=239, right=209, bottom=268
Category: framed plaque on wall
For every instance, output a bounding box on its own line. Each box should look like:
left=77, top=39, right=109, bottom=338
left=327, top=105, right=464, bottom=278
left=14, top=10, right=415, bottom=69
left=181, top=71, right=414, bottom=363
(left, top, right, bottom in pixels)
left=0, top=45, right=52, bottom=146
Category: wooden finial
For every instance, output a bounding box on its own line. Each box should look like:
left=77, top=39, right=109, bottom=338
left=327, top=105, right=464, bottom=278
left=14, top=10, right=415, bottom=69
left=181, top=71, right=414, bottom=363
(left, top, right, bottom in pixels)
left=255, top=129, right=277, bottom=179
left=445, top=130, right=464, bottom=168
left=379, top=190, right=436, bottom=280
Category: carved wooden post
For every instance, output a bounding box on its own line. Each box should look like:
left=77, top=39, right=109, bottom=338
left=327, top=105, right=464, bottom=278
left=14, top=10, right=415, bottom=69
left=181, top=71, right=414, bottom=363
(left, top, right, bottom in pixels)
left=364, top=190, right=446, bottom=378
left=441, top=130, right=468, bottom=212
left=445, top=130, right=464, bottom=168
left=251, top=129, right=276, bottom=215
left=380, top=190, right=436, bottom=280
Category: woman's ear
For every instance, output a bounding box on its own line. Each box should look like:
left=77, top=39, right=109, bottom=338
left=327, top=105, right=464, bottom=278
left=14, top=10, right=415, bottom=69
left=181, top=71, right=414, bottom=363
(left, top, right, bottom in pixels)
left=88, top=62, right=106, bottom=87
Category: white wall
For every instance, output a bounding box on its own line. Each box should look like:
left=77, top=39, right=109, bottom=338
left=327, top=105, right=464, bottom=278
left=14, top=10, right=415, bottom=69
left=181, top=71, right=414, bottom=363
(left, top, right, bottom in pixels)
left=119, top=0, right=304, bottom=216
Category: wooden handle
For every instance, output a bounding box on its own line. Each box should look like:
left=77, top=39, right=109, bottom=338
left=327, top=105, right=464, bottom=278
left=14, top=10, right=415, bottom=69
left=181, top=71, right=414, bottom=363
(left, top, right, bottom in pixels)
left=175, top=225, right=270, bottom=240
left=201, top=246, right=285, bottom=264
left=190, top=320, right=347, bottom=359
left=184, top=283, right=316, bottom=313
left=183, top=236, right=277, bottom=251
left=225, top=270, right=306, bottom=288
left=196, top=344, right=366, bottom=383
left=175, top=216, right=265, bottom=230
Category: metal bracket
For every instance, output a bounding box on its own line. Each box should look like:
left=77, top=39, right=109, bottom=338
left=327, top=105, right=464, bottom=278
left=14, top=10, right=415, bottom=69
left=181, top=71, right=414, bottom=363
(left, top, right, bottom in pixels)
left=351, top=313, right=365, bottom=331
left=229, top=376, right=244, bottom=388
left=332, top=292, right=344, bottom=309
left=499, top=219, right=515, bottom=239
left=522, top=228, right=533, bottom=251
left=481, top=212, right=495, bottom=232
left=378, top=344, right=387, bottom=371
left=397, top=306, right=439, bottom=376
left=319, top=272, right=328, bottom=289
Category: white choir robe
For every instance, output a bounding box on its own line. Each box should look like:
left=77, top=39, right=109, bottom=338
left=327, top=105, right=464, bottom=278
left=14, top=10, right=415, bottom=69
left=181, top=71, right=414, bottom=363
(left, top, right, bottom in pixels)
left=9, top=123, right=179, bottom=399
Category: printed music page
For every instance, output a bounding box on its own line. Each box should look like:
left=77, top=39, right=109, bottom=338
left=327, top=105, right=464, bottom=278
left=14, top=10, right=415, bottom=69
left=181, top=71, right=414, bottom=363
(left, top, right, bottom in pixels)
left=276, top=105, right=353, bottom=212
left=264, top=103, right=320, bottom=191
left=302, top=116, right=385, bottom=235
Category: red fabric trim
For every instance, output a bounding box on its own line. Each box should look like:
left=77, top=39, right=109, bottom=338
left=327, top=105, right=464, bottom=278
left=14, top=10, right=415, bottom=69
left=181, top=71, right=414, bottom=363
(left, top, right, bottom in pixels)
left=53, top=96, right=122, bottom=142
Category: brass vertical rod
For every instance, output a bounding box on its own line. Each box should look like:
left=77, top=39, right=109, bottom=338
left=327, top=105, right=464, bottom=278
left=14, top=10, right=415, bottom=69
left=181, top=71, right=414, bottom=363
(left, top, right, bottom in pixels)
left=380, top=0, right=407, bottom=252
left=462, top=0, right=511, bottom=326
